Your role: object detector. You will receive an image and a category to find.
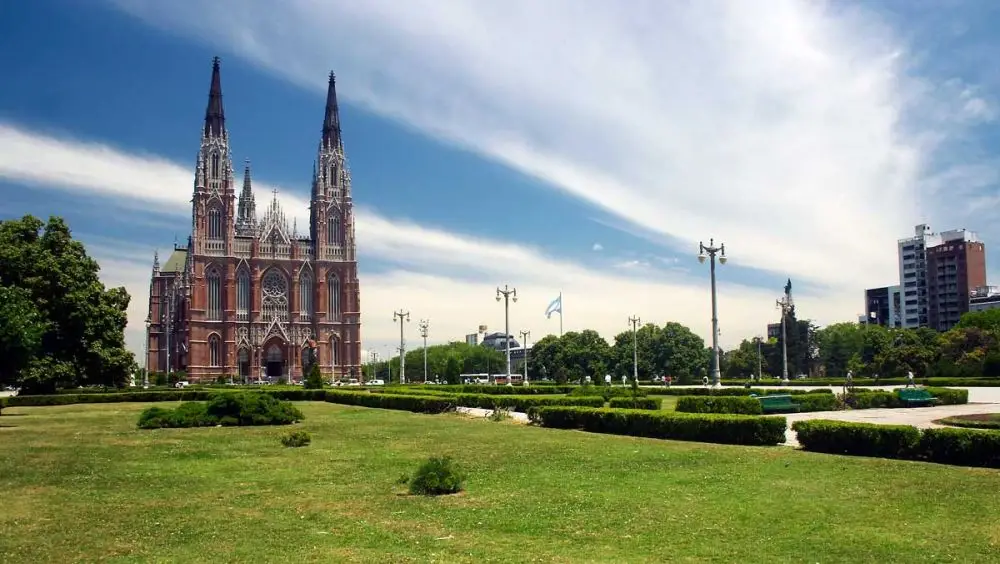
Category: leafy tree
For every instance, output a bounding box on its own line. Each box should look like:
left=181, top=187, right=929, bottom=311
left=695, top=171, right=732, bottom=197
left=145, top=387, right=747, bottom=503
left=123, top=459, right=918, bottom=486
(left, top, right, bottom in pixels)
left=0, top=215, right=136, bottom=393
left=0, top=285, right=48, bottom=384
left=955, top=309, right=1000, bottom=334
left=388, top=342, right=506, bottom=382
left=303, top=362, right=324, bottom=389
left=722, top=338, right=767, bottom=380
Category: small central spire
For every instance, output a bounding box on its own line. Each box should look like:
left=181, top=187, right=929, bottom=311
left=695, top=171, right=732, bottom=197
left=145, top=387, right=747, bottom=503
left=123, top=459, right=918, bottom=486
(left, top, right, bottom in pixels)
left=322, top=72, right=342, bottom=149
left=204, top=56, right=225, bottom=138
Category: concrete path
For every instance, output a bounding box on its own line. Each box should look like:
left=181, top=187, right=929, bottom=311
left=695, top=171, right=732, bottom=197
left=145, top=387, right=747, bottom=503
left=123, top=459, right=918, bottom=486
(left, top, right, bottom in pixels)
left=780, top=402, right=1000, bottom=447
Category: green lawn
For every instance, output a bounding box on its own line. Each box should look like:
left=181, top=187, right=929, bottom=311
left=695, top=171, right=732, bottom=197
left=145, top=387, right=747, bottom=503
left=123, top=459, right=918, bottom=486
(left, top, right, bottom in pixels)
left=2, top=402, right=999, bottom=563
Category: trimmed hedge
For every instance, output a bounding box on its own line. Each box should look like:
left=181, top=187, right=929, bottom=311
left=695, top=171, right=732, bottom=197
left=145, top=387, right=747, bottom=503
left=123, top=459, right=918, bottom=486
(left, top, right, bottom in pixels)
left=676, top=396, right=763, bottom=415
left=325, top=390, right=455, bottom=413
left=792, top=393, right=839, bottom=412
left=725, top=377, right=998, bottom=387
left=452, top=393, right=605, bottom=412
left=528, top=406, right=787, bottom=446
left=5, top=388, right=331, bottom=407
left=570, top=385, right=647, bottom=399
left=608, top=397, right=662, bottom=410
left=419, top=384, right=577, bottom=396
left=792, top=419, right=1000, bottom=468
left=645, top=387, right=833, bottom=397
left=849, top=387, right=969, bottom=410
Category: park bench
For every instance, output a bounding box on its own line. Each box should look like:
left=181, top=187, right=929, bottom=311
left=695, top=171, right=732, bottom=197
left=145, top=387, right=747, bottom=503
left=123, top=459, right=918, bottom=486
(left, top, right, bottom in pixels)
left=897, top=388, right=939, bottom=407
left=756, top=394, right=801, bottom=414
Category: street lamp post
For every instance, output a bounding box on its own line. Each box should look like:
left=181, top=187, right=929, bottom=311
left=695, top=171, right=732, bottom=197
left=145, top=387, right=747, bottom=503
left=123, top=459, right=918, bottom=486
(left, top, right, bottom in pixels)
left=519, top=330, right=531, bottom=386
left=776, top=296, right=791, bottom=384
left=418, top=319, right=430, bottom=383
left=143, top=316, right=151, bottom=388
left=393, top=310, right=410, bottom=384
left=496, top=285, right=518, bottom=385
left=370, top=351, right=379, bottom=382
left=628, top=315, right=641, bottom=385
left=698, top=239, right=728, bottom=388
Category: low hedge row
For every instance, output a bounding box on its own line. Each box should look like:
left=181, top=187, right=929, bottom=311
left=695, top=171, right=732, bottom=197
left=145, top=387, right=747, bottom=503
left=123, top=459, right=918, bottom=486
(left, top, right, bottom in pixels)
left=422, top=384, right=577, bottom=396
left=675, top=396, right=762, bottom=415
left=324, top=390, right=456, bottom=413
left=791, top=420, right=1000, bottom=468
left=645, top=387, right=834, bottom=397
left=731, top=377, right=997, bottom=387
left=528, top=406, right=787, bottom=446
left=569, top=385, right=648, bottom=399
left=452, top=393, right=605, bottom=412
left=849, top=387, right=969, bottom=409
left=608, top=397, right=662, bottom=410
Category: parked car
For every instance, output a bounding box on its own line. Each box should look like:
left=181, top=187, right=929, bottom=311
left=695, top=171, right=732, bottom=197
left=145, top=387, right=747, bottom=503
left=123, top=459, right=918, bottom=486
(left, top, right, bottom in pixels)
left=368, top=379, right=385, bottom=386
left=174, top=381, right=190, bottom=389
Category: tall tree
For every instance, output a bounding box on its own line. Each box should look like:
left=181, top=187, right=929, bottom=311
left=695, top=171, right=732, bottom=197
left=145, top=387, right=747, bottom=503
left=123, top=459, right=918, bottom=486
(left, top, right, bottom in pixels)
left=0, top=215, right=136, bottom=393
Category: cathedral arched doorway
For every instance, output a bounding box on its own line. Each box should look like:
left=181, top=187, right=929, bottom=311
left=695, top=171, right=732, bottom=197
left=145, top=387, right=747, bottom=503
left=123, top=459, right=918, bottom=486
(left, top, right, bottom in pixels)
left=238, top=348, right=251, bottom=381
left=265, top=341, right=285, bottom=379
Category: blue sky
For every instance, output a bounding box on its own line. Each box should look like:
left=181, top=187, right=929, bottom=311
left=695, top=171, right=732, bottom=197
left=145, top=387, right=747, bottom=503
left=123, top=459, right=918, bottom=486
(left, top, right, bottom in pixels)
left=1, top=0, right=998, bottom=358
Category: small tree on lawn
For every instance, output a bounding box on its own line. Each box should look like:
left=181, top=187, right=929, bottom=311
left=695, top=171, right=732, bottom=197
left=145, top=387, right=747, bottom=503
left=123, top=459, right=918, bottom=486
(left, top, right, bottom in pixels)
left=304, top=362, right=324, bottom=389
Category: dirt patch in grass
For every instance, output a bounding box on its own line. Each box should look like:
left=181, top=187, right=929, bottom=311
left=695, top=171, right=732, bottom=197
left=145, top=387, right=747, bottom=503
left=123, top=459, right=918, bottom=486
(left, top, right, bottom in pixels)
left=933, top=413, right=1000, bottom=430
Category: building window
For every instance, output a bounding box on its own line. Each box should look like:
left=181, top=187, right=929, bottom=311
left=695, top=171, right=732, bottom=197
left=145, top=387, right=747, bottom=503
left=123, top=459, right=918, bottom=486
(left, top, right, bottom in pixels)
left=236, top=269, right=250, bottom=315
left=330, top=336, right=339, bottom=370
left=326, top=214, right=342, bottom=246
left=328, top=273, right=341, bottom=320
left=208, top=207, right=223, bottom=239
left=211, top=153, right=220, bottom=178
left=207, top=268, right=222, bottom=320
left=299, top=271, right=313, bottom=316
left=261, top=269, right=289, bottom=321
left=209, top=334, right=221, bottom=366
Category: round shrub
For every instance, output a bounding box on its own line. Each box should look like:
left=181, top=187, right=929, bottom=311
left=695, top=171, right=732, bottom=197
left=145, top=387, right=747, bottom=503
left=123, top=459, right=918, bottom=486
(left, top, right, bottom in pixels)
left=280, top=430, right=312, bottom=447
left=408, top=456, right=466, bottom=496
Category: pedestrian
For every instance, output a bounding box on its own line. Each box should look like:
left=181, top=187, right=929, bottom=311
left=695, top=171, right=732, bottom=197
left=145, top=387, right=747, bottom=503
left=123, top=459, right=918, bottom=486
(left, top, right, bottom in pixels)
left=666, top=375, right=672, bottom=388
left=906, top=370, right=915, bottom=388
left=702, top=375, right=709, bottom=388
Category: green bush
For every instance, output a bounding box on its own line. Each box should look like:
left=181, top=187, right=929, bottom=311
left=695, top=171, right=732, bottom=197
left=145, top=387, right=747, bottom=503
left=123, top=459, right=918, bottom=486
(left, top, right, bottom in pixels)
left=792, top=419, right=1000, bottom=468
left=452, top=393, right=605, bottom=412
left=425, top=384, right=577, bottom=396
left=303, top=362, right=324, bottom=390
left=570, top=385, right=647, bottom=400
left=645, top=387, right=833, bottom=397
left=924, top=387, right=968, bottom=405
left=675, top=396, right=763, bottom=415
left=791, top=420, right=920, bottom=459
left=137, top=393, right=303, bottom=429
left=793, top=393, right=838, bottom=412
left=608, top=397, right=662, bottom=410
left=528, top=406, right=786, bottom=446
left=280, top=430, right=312, bottom=447
left=408, top=456, right=466, bottom=496
left=325, top=390, right=455, bottom=413
left=918, top=428, right=1000, bottom=468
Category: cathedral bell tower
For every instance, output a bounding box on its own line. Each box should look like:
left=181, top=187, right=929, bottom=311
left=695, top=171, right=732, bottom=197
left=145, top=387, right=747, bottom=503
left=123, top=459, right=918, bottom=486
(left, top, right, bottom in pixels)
left=192, top=57, right=236, bottom=255
left=310, top=73, right=354, bottom=262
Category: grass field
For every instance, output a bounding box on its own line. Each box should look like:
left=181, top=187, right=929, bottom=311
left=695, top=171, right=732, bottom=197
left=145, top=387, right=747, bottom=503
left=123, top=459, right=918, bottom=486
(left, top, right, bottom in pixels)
left=2, top=402, right=1000, bottom=563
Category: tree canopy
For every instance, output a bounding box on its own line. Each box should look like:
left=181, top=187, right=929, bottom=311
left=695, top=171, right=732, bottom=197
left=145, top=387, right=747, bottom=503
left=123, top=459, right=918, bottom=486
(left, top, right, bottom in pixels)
left=0, top=215, right=136, bottom=393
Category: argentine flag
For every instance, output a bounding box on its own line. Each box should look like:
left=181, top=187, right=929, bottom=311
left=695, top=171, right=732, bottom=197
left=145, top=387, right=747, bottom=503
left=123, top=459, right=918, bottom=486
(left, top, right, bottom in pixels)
left=545, top=294, right=562, bottom=319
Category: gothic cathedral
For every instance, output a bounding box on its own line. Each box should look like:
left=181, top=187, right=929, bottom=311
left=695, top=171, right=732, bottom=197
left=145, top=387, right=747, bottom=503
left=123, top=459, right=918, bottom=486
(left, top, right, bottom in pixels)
left=146, top=58, right=362, bottom=382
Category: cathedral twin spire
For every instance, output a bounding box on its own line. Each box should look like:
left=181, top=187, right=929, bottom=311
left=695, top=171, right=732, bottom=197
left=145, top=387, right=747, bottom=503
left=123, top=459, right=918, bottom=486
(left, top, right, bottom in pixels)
left=197, top=58, right=346, bottom=242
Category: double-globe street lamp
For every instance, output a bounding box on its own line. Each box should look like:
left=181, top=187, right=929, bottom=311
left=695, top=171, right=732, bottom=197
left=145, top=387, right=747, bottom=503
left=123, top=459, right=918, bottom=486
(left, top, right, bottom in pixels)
left=496, top=285, right=518, bottom=385
left=393, top=310, right=410, bottom=384
left=698, top=239, right=727, bottom=388
left=519, top=330, right=531, bottom=386
left=628, top=315, right=641, bottom=385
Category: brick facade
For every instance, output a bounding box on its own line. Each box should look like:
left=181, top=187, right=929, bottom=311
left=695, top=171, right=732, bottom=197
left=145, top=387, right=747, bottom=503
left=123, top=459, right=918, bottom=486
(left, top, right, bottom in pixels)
left=146, top=59, right=361, bottom=382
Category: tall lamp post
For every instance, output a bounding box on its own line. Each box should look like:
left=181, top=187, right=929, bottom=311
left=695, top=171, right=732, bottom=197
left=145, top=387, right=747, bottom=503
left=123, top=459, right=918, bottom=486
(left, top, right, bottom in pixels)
left=143, top=316, right=151, bottom=388
left=698, top=239, right=727, bottom=388
left=776, top=296, right=791, bottom=385
left=371, top=351, right=379, bottom=382
left=496, top=285, right=518, bottom=385
left=628, top=315, right=641, bottom=384
left=393, top=310, right=410, bottom=384
left=519, top=330, right=531, bottom=386
left=418, top=319, right=430, bottom=383
left=756, top=336, right=763, bottom=381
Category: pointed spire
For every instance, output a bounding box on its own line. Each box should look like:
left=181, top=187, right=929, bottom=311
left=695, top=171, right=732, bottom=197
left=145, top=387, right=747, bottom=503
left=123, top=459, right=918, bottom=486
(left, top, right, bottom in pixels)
left=236, top=158, right=257, bottom=235
left=152, top=250, right=160, bottom=273
left=204, top=56, right=226, bottom=138
left=322, top=72, right=342, bottom=149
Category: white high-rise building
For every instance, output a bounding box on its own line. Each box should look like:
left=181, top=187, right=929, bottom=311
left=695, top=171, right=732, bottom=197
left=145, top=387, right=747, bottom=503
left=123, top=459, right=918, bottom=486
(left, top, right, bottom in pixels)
left=897, top=224, right=979, bottom=328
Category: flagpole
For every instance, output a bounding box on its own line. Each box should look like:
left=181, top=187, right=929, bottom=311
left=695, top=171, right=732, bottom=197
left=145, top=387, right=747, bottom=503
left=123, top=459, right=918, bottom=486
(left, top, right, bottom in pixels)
left=559, top=291, right=563, bottom=336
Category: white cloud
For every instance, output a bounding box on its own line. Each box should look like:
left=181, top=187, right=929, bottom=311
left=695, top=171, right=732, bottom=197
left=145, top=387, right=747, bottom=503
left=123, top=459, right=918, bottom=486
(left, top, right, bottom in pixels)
left=106, top=0, right=987, bottom=293
left=0, top=122, right=859, bottom=361
left=591, top=243, right=603, bottom=252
